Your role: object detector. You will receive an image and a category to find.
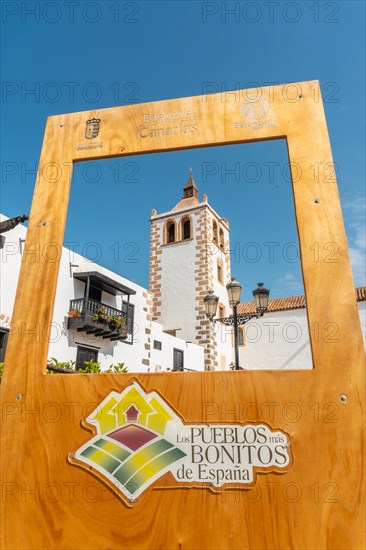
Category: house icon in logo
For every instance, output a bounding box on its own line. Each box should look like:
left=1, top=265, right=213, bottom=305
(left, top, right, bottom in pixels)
left=69, top=383, right=187, bottom=502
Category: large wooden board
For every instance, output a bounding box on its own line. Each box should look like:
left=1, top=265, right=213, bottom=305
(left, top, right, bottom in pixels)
left=1, top=81, right=365, bottom=549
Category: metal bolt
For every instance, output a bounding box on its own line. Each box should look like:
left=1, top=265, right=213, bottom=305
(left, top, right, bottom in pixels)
left=340, top=394, right=347, bottom=403
left=16, top=393, right=22, bottom=401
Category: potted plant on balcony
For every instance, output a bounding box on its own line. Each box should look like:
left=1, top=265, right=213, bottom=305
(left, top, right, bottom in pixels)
left=68, top=308, right=82, bottom=319
left=108, top=315, right=127, bottom=337
left=93, top=308, right=108, bottom=324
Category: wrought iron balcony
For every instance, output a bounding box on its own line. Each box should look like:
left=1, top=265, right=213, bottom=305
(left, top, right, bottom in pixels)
left=67, top=297, right=134, bottom=344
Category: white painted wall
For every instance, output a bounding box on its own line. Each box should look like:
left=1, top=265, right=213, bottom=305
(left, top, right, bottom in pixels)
left=160, top=236, right=197, bottom=342
left=238, top=305, right=366, bottom=370
left=150, top=322, right=204, bottom=372
left=239, top=309, right=312, bottom=370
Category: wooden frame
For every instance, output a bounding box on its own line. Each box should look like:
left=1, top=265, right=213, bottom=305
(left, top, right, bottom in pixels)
left=1, top=81, right=364, bottom=549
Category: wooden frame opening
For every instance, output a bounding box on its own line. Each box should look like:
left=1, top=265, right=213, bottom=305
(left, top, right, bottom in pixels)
left=1, top=82, right=364, bottom=550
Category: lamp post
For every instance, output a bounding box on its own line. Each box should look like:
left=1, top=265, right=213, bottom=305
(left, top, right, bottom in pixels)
left=226, top=278, right=242, bottom=371
left=204, top=279, right=270, bottom=370
left=203, top=290, right=219, bottom=322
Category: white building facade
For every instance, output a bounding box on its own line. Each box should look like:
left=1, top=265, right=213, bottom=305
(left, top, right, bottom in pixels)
left=0, top=213, right=204, bottom=373
left=237, top=291, right=366, bottom=370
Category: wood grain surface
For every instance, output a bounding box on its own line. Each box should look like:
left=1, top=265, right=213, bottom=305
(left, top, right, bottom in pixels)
left=0, top=81, right=364, bottom=549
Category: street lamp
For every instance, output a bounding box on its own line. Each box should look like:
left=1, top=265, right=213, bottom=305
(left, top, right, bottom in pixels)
left=203, top=279, right=270, bottom=370
left=226, top=278, right=242, bottom=307
left=203, top=290, right=219, bottom=321
left=253, top=282, right=270, bottom=313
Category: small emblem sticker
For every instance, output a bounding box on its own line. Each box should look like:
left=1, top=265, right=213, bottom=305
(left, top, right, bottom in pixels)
left=85, top=118, right=100, bottom=139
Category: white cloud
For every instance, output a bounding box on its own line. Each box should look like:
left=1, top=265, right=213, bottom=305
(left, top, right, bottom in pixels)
left=343, top=194, right=366, bottom=287
left=276, top=273, right=303, bottom=293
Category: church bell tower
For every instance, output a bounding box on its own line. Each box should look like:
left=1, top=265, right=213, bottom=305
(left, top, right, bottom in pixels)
left=149, top=171, right=232, bottom=371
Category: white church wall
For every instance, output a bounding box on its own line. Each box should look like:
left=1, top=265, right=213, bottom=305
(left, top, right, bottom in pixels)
left=239, top=304, right=366, bottom=371
left=239, top=309, right=313, bottom=370
left=160, top=239, right=197, bottom=340
left=153, top=208, right=200, bottom=342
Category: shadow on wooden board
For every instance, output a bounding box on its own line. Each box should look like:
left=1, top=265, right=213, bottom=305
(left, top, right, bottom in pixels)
left=1, top=81, right=365, bottom=549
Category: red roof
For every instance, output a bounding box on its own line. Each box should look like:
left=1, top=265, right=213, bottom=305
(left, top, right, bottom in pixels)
left=238, top=286, right=366, bottom=314
left=356, top=286, right=366, bottom=301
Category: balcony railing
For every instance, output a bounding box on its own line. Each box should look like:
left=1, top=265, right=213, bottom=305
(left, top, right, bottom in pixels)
left=67, top=298, right=133, bottom=343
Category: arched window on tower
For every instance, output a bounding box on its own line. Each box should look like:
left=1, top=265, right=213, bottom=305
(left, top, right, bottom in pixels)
left=166, top=220, right=176, bottom=244
left=213, top=221, right=218, bottom=244
left=181, top=217, right=191, bottom=240
left=219, top=228, right=224, bottom=250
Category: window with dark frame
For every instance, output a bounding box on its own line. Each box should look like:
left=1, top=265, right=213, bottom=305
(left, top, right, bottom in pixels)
left=76, top=346, right=99, bottom=370
left=219, top=228, right=224, bottom=249
left=167, top=221, right=175, bottom=243
left=213, top=220, right=218, bottom=243
left=173, top=348, right=184, bottom=371
left=217, top=261, right=223, bottom=284
left=0, top=329, right=9, bottom=362
left=88, top=285, right=102, bottom=302
left=153, top=340, right=162, bottom=351
left=182, top=218, right=191, bottom=240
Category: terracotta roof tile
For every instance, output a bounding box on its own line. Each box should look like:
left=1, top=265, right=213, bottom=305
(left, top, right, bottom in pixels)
left=238, top=286, right=366, bottom=314
left=356, top=286, right=366, bottom=301
left=172, top=196, right=200, bottom=211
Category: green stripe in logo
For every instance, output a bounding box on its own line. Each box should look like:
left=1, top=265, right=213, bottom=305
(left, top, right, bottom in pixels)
left=126, top=447, right=186, bottom=494
left=113, top=439, right=174, bottom=485
left=94, top=438, right=131, bottom=462
left=80, top=446, right=120, bottom=473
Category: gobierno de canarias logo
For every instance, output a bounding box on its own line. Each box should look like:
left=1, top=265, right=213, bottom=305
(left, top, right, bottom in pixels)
left=68, top=383, right=292, bottom=503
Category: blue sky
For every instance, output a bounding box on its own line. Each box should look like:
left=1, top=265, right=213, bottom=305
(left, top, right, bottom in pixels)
left=1, top=0, right=365, bottom=300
